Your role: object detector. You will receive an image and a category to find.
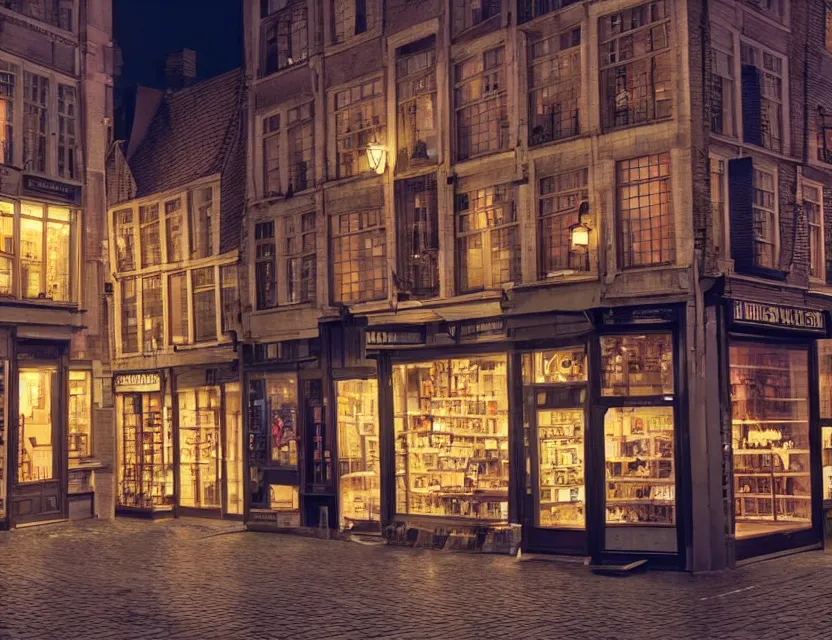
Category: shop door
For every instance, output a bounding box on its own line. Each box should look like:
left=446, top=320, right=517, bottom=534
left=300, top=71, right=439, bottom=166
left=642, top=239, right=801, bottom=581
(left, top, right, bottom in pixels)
left=12, top=366, right=63, bottom=524
left=336, top=379, right=380, bottom=533
left=178, top=387, right=221, bottom=510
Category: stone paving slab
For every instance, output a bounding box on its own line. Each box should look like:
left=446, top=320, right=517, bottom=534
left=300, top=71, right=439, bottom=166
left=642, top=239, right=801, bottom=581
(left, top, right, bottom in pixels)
left=0, top=518, right=829, bottom=639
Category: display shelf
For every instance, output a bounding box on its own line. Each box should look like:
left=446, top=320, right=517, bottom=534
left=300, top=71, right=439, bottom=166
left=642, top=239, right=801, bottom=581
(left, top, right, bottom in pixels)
left=536, top=406, right=584, bottom=528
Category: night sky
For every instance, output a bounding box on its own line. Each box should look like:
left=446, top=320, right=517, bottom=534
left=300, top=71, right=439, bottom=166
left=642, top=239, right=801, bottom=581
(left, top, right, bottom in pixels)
left=114, top=0, right=243, bottom=88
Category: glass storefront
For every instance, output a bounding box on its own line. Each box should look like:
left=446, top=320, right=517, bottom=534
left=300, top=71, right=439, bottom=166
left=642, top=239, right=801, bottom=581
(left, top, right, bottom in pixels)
left=225, top=383, right=244, bottom=515
left=393, top=355, right=509, bottom=521
left=818, top=342, right=832, bottom=504
left=731, top=342, right=811, bottom=538
left=68, top=370, right=92, bottom=461
left=337, top=379, right=380, bottom=530
left=18, top=367, right=56, bottom=483
left=178, top=387, right=221, bottom=509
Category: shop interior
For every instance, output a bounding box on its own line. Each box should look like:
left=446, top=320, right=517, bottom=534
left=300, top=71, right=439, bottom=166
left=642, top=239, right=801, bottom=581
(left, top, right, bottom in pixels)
left=18, top=367, right=55, bottom=483
left=225, top=383, right=244, bottom=515
left=68, top=370, right=91, bottom=461
left=178, top=387, right=221, bottom=509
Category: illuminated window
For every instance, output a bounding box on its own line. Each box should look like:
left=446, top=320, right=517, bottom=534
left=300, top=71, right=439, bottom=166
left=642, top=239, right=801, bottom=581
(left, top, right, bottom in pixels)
left=451, top=0, right=500, bottom=37
left=455, top=182, right=519, bottom=292
left=752, top=167, right=776, bottom=269
left=616, top=153, right=674, bottom=269
left=599, top=1, right=672, bottom=130
left=68, top=370, right=92, bottom=460
left=142, top=275, right=163, bottom=353
left=192, top=266, right=216, bottom=343
left=287, top=103, right=314, bottom=192
left=331, top=208, right=387, bottom=304
left=18, top=367, right=56, bottom=483
left=284, top=212, right=316, bottom=304
left=224, top=382, right=244, bottom=515
left=539, top=168, right=589, bottom=276
left=0, top=61, right=16, bottom=165
left=17, top=202, right=72, bottom=301
left=139, top=203, right=160, bottom=268
left=114, top=208, right=135, bottom=271
left=188, top=186, right=213, bottom=259
left=805, top=182, right=824, bottom=280
left=168, top=272, right=188, bottom=345
left=255, top=220, right=276, bottom=310
left=331, top=0, right=370, bottom=44
left=454, top=46, right=508, bottom=161
left=740, top=41, right=784, bottom=153
left=57, top=84, right=77, bottom=179
left=248, top=374, right=299, bottom=478
left=178, top=387, right=221, bottom=508
left=121, top=277, right=138, bottom=354
left=710, top=26, right=735, bottom=137
left=396, top=37, right=438, bottom=172
left=334, top=78, right=385, bottom=178
left=0, top=200, right=15, bottom=296
left=263, top=114, right=281, bottom=196
left=261, top=0, right=308, bottom=76
left=23, top=71, right=48, bottom=173
left=164, top=197, right=184, bottom=263
left=528, top=27, right=581, bottom=146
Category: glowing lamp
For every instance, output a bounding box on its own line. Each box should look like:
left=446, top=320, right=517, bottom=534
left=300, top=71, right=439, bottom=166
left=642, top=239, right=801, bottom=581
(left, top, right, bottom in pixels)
left=570, top=222, right=590, bottom=248
left=366, top=143, right=387, bottom=175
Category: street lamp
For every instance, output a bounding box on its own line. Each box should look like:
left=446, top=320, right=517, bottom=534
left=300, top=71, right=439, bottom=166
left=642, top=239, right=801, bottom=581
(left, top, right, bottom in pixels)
left=366, top=142, right=387, bottom=175
left=569, top=201, right=592, bottom=271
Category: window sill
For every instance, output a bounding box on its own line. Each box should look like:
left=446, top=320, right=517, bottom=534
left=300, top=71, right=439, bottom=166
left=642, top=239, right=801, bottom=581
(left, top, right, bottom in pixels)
left=324, top=29, right=381, bottom=58
left=452, top=149, right=514, bottom=173
left=256, top=59, right=310, bottom=84
left=251, top=302, right=314, bottom=316
left=323, top=172, right=382, bottom=189
left=0, top=297, right=79, bottom=309
left=601, top=115, right=674, bottom=136
left=69, top=460, right=106, bottom=472
left=451, top=13, right=501, bottom=43
left=737, top=140, right=794, bottom=164
left=513, top=274, right=598, bottom=291
left=22, top=169, right=83, bottom=187
left=528, top=131, right=585, bottom=152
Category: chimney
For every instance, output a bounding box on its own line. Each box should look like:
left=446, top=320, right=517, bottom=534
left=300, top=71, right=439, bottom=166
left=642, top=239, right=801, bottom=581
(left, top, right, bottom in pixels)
left=165, top=49, right=196, bottom=92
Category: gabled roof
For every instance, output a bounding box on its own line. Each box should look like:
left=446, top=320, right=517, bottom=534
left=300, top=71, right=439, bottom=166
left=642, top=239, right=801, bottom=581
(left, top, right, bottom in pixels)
left=127, top=69, right=244, bottom=198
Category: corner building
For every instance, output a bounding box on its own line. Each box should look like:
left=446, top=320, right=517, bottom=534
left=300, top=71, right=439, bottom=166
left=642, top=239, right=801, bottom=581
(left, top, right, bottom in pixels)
left=241, top=0, right=832, bottom=570
left=0, top=0, right=115, bottom=525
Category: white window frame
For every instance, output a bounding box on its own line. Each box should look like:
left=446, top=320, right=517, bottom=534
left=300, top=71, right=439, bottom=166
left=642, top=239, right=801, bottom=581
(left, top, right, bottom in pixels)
left=751, top=161, right=779, bottom=271
left=804, top=178, right=825, bottom=283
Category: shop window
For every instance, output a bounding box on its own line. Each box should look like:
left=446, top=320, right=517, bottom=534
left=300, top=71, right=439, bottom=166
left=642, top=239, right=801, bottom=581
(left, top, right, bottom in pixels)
left=818, top=342, right=832, bottom=503
left=261, top=0, right=308, bottom=76
left=262, top=114, right=281, bottom=197
left=0, top=200, right=14, bottom=296
left=20, top=202, right=43, bottom=299
left=178, top=387, right=221, bottom=509
left=605, top=406, right=675, bottom=525
left=518, top=0, right=581, bottom=23
left=192, top=267, right=217, bottom=343
left=287, top=103, right=314, bottom=193
left=528, top=27, right=581, bottom=146
left=139, top=203, right=160, bottom=269
left=188, top=186, right=214, bottom=259
left=254, top=220, right=276, bottom=309
left=57, top=84, right=77, bottom=179
left=538, top=168, right=589, bottom=276
left=114, top=208, right=136, bottom=272
left=616, top=153, right=674, bottom=269
left=395, top=174, right=439, bottom=299
left=393, top=355, right=509, bottom=520
left=334, top=78, right=385, bottom=179
left=395, top=37, right=438, bottom=173
left=331, top=0, right=371, bottom=44
left=452, top=0, right=500, bottom=37
left=18, top=367, right=55, bottom=483
left=331, top=208, right=387, bottom=304
left=805, top=183, right=824, bottom=281
left=740, top=41, right=784, bottom=153
left=68, top=370, right=91, bottom=460
left=225, top=382, right=244, bottom=515
left=164, top=197, right=184, bottom=263
left=220, top=264, right=238, bottom=334
left=120, top=277, right=139, bottom=354
left=142, top=275, right=163, bottom=353
left=730, top=343, right=810, bottom=538
left=599, top=1, right=672, bottom=131
left=23, top=71, right=48, bottom=173
left=0, top=61, right=17, bottom=165
left=168, top=272, right=189, bottom=345
left=337, top=379, right=380, bottom=530
left=710, top=26, right=735, bottom=137
left=283, top=211, right=316, bottom=304
left=600, top=334, right=674, bottom=397
left=270, top=484, right=300, bottom=511
left=454, top=46, right=508, bottom=161
left=45, top=205, right=71, bottom=301
left=455, top=182, right=519, bottom=292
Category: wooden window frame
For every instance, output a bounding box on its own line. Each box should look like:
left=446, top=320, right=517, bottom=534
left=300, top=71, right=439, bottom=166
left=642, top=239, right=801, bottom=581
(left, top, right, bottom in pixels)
left=287, top=102, right=314, bottom=193
left=333, top=77, right=385, bottom=179
left=57, top=83, right=77, bottom=179
left=395, top=37, right=438, bottom=174
left=330, top=208, right=387, bottom=304
left=804, top=179, right=824, bottom=282
left=538, top=168, right=589, bottom=276
left=709, top=26, right=735, bottom=138
left=740, top=40, right=785, bottom=154
left=261, top=0, right=309, bottom=77
left=518, top=0, right=582, bottom=24
left=262, top=114, right=281, bottom=197
left=454, top=46, right=508, bottom=162
left=255, top=219, right=277, bottom=310
left=282, top=211, right=316, bottom=305
left=451, top=0, right=501, bottom=38
left=395, top=174, right=439, bottom=299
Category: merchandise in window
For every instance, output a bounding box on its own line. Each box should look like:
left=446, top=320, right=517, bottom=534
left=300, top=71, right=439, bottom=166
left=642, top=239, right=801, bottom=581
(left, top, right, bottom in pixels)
left=142, top=275, right=163, bottom=353
left=396, top=37, right=438, bottom=172
left=539, top=168, right=589, bottom=276
left=331, top=0, right=371, bottom=44
left=263, top=114, right=281, bottom=196
left=0, top=61, right=16, bottom=165
left=168, top=272, right=189, bottom=345
left=395, top=174, right=439, bottom=299
left=178, top=387, right=221, bottom=509
left=224, top=383, right=244, bottom=515
left=710, top=26, right=735, bottom=137
left=337, top=379, right=380, bottom=530
left=731, top=343, right=811, bottom=538
left=57, top=84, right=77, bottom=179
left=121, top=278, right=138, bottom=353
left=139, top=204, right=161, bottom=269
left=68, top=370, right=92, bottom=460
left=262, top=1, right=308, bottom=76
left=740, top=42, right=783, bottom=153
left=600, top=333, right=674, bottom=397
left=284, top=212, right=316, bottom=304
left=255, top=220, right=276, bottom=309
left=192, top=267, right=217, bottom=343
left=454, top=46, right=508, bottom=161
left=23, top=71, right=48, bottom=173
left=452, top=0, right=500, bottom=37
left=599, top=0, right=672, bottom=130
left=616, top=153, right=674, bottom=269
left=334, top=78, right=385, bottom=178
left=528, top=27, right=581, bottom=146
left=164, top=198, right=184, bottom=263
left=805, top=184, right=823, bottom=280
left=287, top=103, right=314, bottom=193
left=18, top=367, right=56, bottom=483
left=455, top=182, right=519, bottom=292
left=752, top=167, right=776, bottom=269
left=189, top=187, right=213, bottom=259
left=331, top=208, right=387, bottom=304
left=393, top=355, right=509, bottom=520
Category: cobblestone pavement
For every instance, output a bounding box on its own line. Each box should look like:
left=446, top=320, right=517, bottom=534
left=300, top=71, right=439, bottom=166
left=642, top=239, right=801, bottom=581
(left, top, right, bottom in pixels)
left=0, top=518, right=831, bottom=640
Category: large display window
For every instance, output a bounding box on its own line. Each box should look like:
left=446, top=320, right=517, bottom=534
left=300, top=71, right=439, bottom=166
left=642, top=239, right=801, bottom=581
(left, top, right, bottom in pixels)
left=393, top=355, right=509, bottom=521
left=224, top=383, right=244, bottom=515
left=818, top=342, right=832, bottom=504
left=178, top=387, right=221, bottom=509
left=18, top=367, right=56, bottom=483
left=731, top=342, right=811, bottom=538
left=337, top=379, right=380, bottom=530
left=68, top=370, right=91, bottom=461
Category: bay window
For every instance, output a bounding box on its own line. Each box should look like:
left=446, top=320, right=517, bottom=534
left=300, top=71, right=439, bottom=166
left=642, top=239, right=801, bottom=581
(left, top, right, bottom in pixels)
left=139, top=204, right=160, bottom=268
left=0, top=61, right=16, bottom=165
left=115, top=208, right=136, bottom=271
left=334, top=78, right=385, bottom=179
left=599, top=0, right=672, bottom=130
left=189, top=187, right=214, bottom=259
left=220, top=264, right=237, bottom=333
left=454, top=46, right=508, bottom=161
left=23, top=72, right=48, bottom=173
left=396, top=37, right=438, bottom=173
left=331, top=208, right=387, bottom=304
left=528, top=27, right=581, bottom=146
left=539, top=168, right=589, bottom=276
left=121, top=277, right=138, bottom=354
left=164, top=197, right=184, bottom=262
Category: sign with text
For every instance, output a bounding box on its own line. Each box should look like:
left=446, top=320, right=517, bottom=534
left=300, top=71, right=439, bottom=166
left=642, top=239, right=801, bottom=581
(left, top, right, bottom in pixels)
left=22, top=175, right=82, bottom=205
left=365, top=328, right=426, bottom=348
left=113, top=372, right=161, bottom=393
left=453, top=318, right=507, bottom=342
left=730, top=300, right=826, bottom=334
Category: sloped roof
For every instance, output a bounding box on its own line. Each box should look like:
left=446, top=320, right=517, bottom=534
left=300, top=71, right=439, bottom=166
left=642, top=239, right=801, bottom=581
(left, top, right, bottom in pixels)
left=127, top=69, right=244, bottom=198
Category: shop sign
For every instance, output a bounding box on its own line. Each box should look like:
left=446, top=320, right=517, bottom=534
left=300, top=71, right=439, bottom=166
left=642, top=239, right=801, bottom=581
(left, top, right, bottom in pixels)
left=22, top=175, right=82, bottom=205
left=113, top=372, right=161, bottom=393
left=0, top=164, right=21, bottom=197
left=730, top=300, right=826, bottom=334
left=366, top=328, right=426, bottom=348
left=451, top=318, right=507, bottom=342
left=249, top=509, right=300, bottom=528
left=601, top=308, right=676, bottom=325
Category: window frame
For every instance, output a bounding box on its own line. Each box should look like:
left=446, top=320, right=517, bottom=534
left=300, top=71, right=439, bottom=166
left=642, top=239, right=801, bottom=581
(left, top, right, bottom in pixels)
left=332, top=76, right=385, bottom=180
left=709, top=25, right=736, bottom=138
left=804, top=179, right=824, bottom=283
left=286, top=102, right=315, bottom=193
left=282, top=210, right=317, bottom=305
left=0, top=0, right=77, bottom=32
left=254, top=219, right=277, bottom=310
left=330, top=207, right=387, bottom=305
left=260, top=0, right=309, bottom=78
left=451, top=0, right=501, bottom=38
left=739, top=39, right=786, bottom=154
left=537, top=168, right=589, bottom=277
left=751, top=164, right=778, bottom=271
left=395, top=36, right=439, bottom=173
left=330, top=0, right=372, bottom=45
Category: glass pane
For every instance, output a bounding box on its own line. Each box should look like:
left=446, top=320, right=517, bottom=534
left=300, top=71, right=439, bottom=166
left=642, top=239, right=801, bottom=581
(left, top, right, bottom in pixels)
left=337, top=379, right=380, bottom=530
left=224, top=383, right=244, bottom=515
left=819, top=340, right=832, bottom=419
left=0, top=204, right=14, bottom=255
left=21, top=202, right=43, bottom=218
left=538, top=406, right=585, bottom=528
left=605, top=406, right=675, bottom=526
left=601, top=334, right=674, bottom=396
left=731, top=343, right=811, bottom=538
left=169, top=273, right=188, bottom=344
left=20, top=217, right=42, bottom=299
left=393, top=355, right=509, bottom=520
left=178, top=387, right=221, bottom=508
left=529, top=348, right=588, bottom=384
left=267, top=375, right=298, bottom=466
left=68, top=370, right=91, bottom=459
left=0, top=256, right=12, bottom=296
left=48, top=205, right=71, bottom=222
left=18, top=367, right=55, bottom=482
left=46, top=221, right=70, bottom=301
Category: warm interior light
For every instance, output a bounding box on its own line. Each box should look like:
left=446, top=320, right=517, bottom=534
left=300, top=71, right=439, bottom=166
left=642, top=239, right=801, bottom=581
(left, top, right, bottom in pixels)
left=366, top=143, right=386, bottom=174
left=571, top=224, right=589, bottom=248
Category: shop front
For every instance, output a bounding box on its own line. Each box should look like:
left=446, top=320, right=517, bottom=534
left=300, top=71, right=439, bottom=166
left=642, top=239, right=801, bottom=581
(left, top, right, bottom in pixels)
left=724, top=299, right=827, bottom=561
